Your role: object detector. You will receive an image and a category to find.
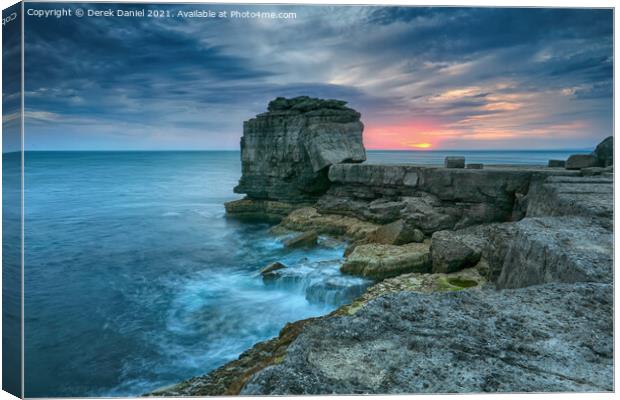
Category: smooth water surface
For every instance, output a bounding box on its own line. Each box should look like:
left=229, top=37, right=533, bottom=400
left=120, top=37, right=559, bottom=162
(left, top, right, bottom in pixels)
left=366, top=149, right=590, bottom=165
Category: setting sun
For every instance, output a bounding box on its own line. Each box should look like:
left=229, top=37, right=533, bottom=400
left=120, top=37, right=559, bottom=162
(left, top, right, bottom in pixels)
left=409, top=142, right=433, bottom=149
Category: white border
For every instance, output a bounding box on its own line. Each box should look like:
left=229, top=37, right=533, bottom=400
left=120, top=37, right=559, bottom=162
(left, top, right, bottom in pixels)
left=0, top=1, right=616, bottom=400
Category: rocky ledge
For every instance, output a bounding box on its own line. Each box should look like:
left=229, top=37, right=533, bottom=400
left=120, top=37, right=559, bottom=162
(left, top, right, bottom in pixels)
left=319, top=164, right=580, bottom=232
left=242, top=283, right=611, bottom=394
left=152, top=98, right=613, bottom=395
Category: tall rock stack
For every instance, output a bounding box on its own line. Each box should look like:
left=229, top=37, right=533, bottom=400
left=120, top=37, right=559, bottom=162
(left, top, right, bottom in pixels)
left=233, top=96, right=366, bottom=203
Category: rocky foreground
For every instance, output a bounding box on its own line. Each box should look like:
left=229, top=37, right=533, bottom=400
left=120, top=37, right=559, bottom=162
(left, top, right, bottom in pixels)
left=150, top=97, right=613, bottom=395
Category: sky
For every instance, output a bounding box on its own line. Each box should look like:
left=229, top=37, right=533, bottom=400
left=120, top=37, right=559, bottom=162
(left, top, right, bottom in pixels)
left=22, top=4, right=613, bottom=150
left=2, top=3, right=21, bottom=153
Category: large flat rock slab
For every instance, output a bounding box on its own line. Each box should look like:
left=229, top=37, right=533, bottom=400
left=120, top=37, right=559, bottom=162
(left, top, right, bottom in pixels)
left=487, top=217, right=613, bottom=288
left=328, top=164, right=580, bottom=195
left=526, top=176, right=613, bottom=229
left=242, top=283, right=613, bottom=394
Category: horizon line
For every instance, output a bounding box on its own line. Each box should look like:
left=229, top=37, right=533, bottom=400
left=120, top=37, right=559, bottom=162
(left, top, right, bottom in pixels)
left=6, top=147, right=593, bottom=154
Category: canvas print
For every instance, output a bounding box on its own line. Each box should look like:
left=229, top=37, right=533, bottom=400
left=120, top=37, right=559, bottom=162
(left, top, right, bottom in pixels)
left=1, top=1, right=614, bottom=397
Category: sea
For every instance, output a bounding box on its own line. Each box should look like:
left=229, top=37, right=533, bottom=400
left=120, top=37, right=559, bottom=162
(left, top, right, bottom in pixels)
left=19, top=149, right=588, bottom=397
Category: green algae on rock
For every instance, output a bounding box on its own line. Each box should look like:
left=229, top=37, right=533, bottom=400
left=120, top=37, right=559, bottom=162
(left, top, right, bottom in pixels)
left=337, top=267, right=486, bottom=316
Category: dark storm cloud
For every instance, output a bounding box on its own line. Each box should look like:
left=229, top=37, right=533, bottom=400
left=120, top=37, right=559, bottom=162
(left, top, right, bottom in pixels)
left=359, top=8, right=612, bottom=88
left=23, top=4, right=613, bottom=150
left=25, top=5, right=272, bottom=109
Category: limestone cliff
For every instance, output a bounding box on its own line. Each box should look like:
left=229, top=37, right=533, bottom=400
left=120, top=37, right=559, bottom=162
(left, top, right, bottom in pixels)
left=233, top=96, right=366, bottom=203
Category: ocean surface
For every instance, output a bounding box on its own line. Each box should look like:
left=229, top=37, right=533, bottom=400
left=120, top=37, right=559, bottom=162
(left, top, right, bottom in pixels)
left=365, top=149, right=589, bottom=165
left=22, top=149, right=589, bottom=397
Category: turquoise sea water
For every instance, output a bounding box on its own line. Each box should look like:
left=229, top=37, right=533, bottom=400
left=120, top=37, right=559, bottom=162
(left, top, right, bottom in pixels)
left=21, top=149, right=590, bottom=397
left=23, top=151, right=370, bottom=397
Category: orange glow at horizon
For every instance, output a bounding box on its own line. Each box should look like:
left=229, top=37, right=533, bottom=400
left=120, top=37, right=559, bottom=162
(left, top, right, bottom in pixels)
left=409, top=142, right=432, bottom=149
left=363, top=122, right=442, bottom=150
left=363, top=115, right=591, bottom=150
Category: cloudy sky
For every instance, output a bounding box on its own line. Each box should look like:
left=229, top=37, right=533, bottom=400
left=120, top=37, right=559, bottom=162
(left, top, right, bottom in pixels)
left=2, top=4, right=21, bottom=153
left=24, top=4, right=612, bottom=150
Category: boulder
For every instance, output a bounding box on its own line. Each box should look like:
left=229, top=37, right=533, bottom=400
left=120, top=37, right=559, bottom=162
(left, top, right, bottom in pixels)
left=340, top=242, right=431, bottom=279
left=367, top=199, right=408, bottom=222
left=593, top=136, right=613, bottom=166
left=317, top=192, right=408, bottom=225
left=430, top=230, right=482, bottom=273
left=369, top=219, right=424, bottom=245
left=565, top=154, right=598, bottom=170
left=444, top=156, right=465, bottom=168
left=277, top=207, right=379, bottom=240
left=284, top=231, right=318, bottom=248
left=233, top=97, right=366, bottom=203
left=466, top=163, right=483, bottom=169
left=401, top=195, right=457, bottom=234
left=547, top=159, right=565, bottom=168
left=261, top=262, right=287, bottom=279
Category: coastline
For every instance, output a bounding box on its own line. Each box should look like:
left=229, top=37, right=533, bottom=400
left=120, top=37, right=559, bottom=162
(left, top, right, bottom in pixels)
left=149, top=97, right=613, bottom=395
